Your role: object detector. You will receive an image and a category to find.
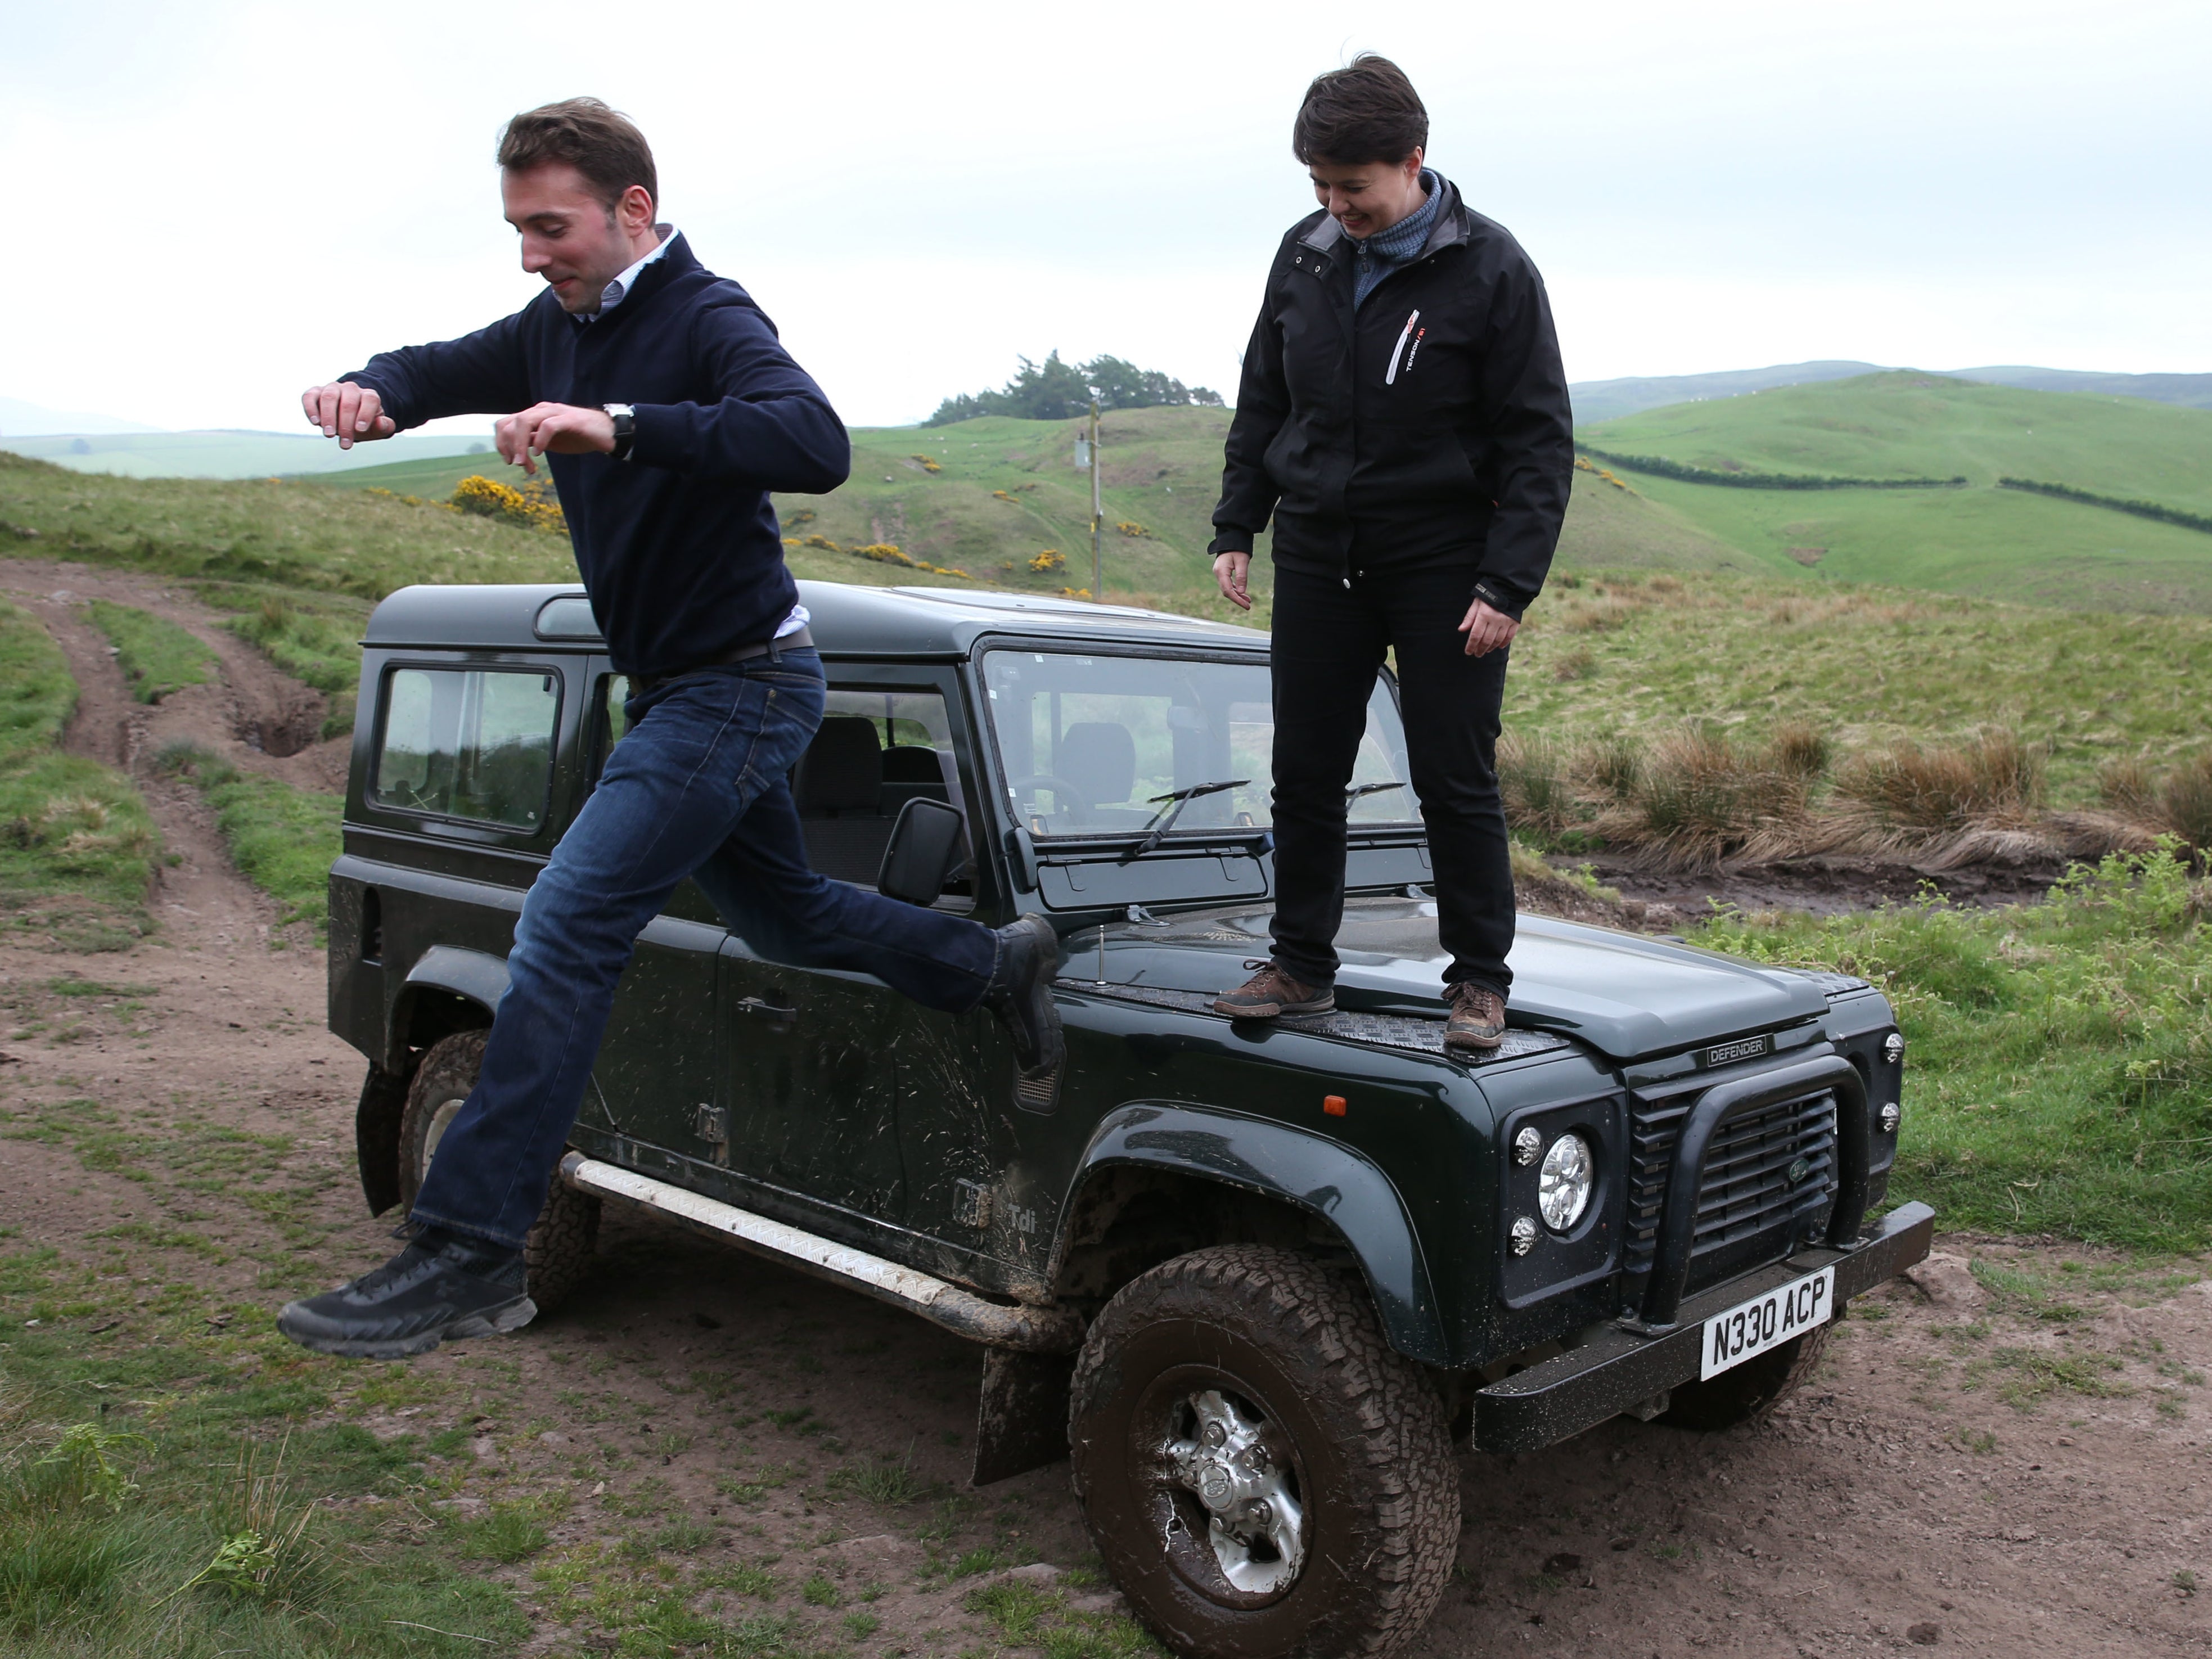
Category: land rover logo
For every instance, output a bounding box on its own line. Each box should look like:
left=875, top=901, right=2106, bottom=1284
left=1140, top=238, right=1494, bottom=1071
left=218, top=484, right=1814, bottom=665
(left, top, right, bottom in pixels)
left=1704, top=1035, right=1771, bottom=1068
left=1787, top=1156, right=1812, bottom=1185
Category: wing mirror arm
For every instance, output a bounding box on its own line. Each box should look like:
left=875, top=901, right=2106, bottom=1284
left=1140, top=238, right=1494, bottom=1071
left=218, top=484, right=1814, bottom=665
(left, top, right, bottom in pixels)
left=877, top=799, right=966, bottom=907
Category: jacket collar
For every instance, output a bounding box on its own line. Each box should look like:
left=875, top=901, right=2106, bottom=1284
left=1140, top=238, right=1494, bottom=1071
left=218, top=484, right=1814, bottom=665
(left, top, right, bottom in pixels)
left=1297, top=172, right=1468, bottom=260
left=573, top=232, right=701, bottom=328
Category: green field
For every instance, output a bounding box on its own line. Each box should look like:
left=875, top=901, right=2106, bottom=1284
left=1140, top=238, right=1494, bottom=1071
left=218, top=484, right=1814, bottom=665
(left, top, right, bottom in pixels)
left=0, top=430, right=493, bottom=481
left=1583, top=373, right=2212, bottom=612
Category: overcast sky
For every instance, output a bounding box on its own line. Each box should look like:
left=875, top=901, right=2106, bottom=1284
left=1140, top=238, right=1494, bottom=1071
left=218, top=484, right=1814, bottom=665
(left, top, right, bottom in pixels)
left=4, top=0, right=2208, bottom=433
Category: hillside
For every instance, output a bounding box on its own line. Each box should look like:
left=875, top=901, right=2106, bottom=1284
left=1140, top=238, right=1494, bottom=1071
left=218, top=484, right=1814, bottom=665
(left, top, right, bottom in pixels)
left=0, top=429, right=495, bottom=479
left=315, top=406, right=1740, bottom=623
left=1582, top=372, right=2212, bottom=612
left=1567, top=360, right=2212, bottom=423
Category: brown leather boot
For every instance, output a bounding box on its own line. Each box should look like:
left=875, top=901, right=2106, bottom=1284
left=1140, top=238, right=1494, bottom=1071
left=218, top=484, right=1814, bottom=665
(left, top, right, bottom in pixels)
left=1213, top=961, right=1335, bottom=1019
left=1444, top=982, right=1506, bottom=1052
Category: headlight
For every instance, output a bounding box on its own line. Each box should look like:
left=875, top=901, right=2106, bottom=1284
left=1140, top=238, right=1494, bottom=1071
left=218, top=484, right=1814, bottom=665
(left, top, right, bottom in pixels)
left=1538, top=1133, right=1594, bottom=1232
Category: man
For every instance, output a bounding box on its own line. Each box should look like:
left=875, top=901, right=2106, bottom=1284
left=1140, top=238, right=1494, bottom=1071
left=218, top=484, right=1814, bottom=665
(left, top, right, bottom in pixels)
left=1209, top=56, right=1573, bottom=1052
left=278, top=98, right=1062, bottom=1358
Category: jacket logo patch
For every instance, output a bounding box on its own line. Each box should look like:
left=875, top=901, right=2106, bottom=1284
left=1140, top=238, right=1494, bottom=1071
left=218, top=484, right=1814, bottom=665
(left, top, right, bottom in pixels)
left=1386, top=309, right=1422, bottom=385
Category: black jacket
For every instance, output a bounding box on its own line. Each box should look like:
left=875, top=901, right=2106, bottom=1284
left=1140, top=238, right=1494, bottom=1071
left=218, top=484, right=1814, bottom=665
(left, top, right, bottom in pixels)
left=1209, top=178, right=1573, bottom=618
left=345, top=235, right=849, bottom=677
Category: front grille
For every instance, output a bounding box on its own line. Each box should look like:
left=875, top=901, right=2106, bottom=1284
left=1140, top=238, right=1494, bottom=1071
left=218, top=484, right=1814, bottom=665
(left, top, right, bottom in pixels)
left=1623, top=1080, right=1839, bottom=1299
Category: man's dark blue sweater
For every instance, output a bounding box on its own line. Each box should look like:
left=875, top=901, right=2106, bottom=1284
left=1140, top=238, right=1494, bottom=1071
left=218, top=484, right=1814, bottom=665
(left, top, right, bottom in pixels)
left=343, top=235, right=847, bottom=677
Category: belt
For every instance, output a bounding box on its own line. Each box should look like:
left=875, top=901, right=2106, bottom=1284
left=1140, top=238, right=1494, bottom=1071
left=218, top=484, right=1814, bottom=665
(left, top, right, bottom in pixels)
left=629, top=627, right=813, bottom=694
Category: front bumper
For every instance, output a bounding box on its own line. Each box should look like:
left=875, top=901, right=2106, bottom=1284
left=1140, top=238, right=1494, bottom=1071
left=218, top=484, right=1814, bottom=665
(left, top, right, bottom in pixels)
left=1474, top=1201, right=1934, bottom=1453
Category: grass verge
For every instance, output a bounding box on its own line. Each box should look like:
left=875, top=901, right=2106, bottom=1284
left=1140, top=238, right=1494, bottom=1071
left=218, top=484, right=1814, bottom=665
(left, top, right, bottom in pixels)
left=0, top=599, right=157, bottom=949
left=1696, top=842, right=2212, bottom=1250
left=82, top=603, right=215, bottom=705
left=156, top=746, right=340, bottom=936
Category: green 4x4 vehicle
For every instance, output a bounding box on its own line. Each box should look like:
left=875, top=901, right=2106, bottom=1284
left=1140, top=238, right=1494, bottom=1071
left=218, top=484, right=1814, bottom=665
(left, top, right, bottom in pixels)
left=330, top=580, right=1932, bottom=1658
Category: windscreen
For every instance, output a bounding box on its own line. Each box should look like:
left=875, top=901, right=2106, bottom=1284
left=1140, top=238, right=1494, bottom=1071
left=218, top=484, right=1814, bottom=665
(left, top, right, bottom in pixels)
left=981, top=650, right=1413, bottom=838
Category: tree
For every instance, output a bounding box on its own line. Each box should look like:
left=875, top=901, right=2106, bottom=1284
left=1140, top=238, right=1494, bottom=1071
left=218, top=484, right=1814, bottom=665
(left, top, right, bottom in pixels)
left=925, top=351, right=1224, bottom=426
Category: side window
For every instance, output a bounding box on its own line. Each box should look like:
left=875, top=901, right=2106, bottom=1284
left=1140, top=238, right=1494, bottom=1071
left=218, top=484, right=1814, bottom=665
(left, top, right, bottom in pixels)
left=792, top=687, right=971, bottom=896
left=373, top=666, right=561, bottom=831
left=589, top=674, right=630, bottom=783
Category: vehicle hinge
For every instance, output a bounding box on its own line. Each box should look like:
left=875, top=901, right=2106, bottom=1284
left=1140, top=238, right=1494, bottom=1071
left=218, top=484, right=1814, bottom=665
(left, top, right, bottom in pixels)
left=953, top=1179, right=993, bottom=1228
left=693, top=1103, right=728, bottom=1147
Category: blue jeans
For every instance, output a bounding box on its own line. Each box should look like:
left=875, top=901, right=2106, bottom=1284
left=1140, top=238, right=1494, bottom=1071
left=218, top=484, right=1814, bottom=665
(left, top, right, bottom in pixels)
left=410, top=648, right=1001, bottom=1248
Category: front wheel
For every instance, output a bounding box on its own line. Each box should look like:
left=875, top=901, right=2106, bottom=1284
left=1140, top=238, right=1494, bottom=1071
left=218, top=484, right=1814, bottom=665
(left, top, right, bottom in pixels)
left=397, top=1030, right=600, bottom=1315
left=1069, top=1246, right=1458, bottom=1659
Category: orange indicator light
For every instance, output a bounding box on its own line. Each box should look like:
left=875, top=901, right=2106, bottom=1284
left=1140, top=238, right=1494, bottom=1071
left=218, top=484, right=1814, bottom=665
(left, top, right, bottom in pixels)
left=1323, top=1095, right=1348, bottom=1117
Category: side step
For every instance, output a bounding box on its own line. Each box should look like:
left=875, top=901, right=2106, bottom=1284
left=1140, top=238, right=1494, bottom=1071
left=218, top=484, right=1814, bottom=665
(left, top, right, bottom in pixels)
left=557, top=1152, right=1083, bottom=1354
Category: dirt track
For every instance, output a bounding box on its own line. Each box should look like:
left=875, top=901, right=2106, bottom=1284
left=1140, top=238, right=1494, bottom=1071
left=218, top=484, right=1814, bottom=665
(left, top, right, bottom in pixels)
left=0, top=559, right=2205, bottom=1657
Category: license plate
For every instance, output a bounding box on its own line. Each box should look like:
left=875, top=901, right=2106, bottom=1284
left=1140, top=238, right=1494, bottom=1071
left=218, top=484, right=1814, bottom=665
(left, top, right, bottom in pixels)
left=1700, top=1266, right=1835, bottom=1380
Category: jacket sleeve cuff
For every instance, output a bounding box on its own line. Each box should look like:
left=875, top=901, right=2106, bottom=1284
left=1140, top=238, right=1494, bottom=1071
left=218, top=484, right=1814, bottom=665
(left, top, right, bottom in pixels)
left=1208, top=528, right=1256, bottom=557
left=344, top=372, right=414, bottom=432
left=1470, top=577, right=1530, bottom=622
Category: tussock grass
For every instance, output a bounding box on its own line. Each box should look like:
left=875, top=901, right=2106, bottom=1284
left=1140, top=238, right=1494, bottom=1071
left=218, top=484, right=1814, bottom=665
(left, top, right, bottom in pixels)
left=82, top=603, right=214, bottom=705
left=1698, top=843, right=2212, bottom=1250
left=0, top=599, right=157, bottom=946
left=1834, top=729, right=2046, bottom=830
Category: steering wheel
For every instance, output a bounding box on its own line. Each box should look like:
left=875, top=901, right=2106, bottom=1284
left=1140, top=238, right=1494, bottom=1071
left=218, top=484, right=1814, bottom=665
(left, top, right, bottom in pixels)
left=1009, top=773, right=1093, bottom=823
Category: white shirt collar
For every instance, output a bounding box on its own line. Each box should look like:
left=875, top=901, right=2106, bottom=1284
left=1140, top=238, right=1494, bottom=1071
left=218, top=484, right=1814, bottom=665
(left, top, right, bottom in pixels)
left=589, top=225, right=677, bottom=318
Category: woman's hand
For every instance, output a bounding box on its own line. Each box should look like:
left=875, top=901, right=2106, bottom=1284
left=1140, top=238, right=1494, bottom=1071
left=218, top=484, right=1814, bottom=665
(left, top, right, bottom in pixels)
left=1458, top=596, right=1519, bottom=657
left=1213, top=551, right=1253, bottom=611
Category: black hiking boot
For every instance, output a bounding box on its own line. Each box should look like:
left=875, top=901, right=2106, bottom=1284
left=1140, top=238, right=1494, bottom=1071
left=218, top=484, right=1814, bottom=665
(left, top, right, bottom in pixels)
left=985, top=914, right=1065, bottom=1080
left=276, top=1229, right=534, bottom=1359
left=1444, top=982, right=1507, bottom=1053
left=1214, top=961, right=1335, bottom=1020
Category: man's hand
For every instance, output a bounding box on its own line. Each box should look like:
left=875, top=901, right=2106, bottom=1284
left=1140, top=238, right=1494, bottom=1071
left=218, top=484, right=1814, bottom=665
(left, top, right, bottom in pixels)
left=301, top=381, right=396, bottom=448
left=1213, top=550, right=1253, bottom=612
left=1458, top=596, right=1519, bottom=657
left=497, top=403, right=617, bottom=475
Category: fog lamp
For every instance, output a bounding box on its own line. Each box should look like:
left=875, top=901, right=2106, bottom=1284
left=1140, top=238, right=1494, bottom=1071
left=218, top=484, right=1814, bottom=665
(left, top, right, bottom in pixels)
left=1538, top=1133, right=1595, bottom=1232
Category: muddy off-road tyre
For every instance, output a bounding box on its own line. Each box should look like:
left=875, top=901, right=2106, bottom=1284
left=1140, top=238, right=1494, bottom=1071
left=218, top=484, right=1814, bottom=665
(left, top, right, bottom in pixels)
left=397, top=1031, right=600, bottom=1315
left=1659, top=1323, right=1831, bottom=1431
left=1068, top=1246, right=1458, bottom=1659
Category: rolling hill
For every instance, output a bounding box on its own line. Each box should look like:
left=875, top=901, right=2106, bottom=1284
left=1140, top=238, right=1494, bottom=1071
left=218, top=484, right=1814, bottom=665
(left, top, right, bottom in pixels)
left=1581, top=372, right=2212, bottom=612
left=312, top=405, right=1742, bottom=624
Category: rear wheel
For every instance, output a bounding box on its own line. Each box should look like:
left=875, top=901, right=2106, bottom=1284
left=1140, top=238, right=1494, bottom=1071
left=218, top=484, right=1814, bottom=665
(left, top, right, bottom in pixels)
left=1658, top=1324, right=1831, bottom=1431
left=397, top=1031, right=600, bottom=1315
left=1069, top=1246, right=1457, bottom=1659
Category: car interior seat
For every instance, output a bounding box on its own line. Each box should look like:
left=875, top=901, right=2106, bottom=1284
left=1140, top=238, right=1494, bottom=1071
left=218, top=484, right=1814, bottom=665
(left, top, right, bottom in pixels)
left=1056, top=722, right=1139, bottom=824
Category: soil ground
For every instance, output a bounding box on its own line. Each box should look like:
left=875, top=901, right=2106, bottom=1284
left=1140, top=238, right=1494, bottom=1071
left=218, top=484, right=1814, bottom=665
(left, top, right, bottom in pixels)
left=0, top=561, right=2205, bottom=1656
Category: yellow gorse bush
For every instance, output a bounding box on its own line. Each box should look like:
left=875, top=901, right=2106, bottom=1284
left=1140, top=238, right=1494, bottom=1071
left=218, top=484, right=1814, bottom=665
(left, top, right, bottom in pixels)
left=450, top=475, right=568, bottom=535
left=1029, top=550, right=1064, bottom=573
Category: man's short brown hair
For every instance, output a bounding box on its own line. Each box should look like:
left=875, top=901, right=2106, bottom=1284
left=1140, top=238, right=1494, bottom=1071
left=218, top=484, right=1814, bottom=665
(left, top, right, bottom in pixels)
left=1292, top=54, right=1429, bottom=166
left=497, top=97, right=657, bottom=215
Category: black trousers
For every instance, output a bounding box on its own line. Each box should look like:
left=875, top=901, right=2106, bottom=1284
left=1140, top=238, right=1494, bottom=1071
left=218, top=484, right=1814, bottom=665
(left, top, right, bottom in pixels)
left=1268, top=562, right=1515, bottom=996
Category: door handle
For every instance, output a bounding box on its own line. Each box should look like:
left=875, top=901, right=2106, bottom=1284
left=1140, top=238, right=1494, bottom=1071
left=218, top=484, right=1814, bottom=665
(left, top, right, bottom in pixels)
left=736, top=997, right=797, bottom=1027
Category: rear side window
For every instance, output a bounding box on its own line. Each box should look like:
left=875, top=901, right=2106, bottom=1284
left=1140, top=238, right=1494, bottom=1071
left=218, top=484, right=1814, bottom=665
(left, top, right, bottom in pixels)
left=373, top=666, right=561, bottom=830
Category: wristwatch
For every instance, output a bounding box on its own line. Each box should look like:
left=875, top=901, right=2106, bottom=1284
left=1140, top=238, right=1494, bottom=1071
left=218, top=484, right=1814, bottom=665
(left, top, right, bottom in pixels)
left=602, top=403, right=637, bottom=462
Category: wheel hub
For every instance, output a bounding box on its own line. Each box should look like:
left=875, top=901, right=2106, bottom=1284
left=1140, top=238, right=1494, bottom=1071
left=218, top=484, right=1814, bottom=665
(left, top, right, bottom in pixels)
left=1161, top=1388, right=1305, bottom=1595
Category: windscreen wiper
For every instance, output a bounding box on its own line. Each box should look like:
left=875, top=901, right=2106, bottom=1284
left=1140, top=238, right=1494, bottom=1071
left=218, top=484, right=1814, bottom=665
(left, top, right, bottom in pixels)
left=1122, top=778, right=1250, bottom=860
left=1346, top=779, right=1408, bottom=803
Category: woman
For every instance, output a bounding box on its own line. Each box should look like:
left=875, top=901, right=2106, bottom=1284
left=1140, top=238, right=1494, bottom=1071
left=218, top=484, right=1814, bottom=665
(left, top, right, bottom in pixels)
left=1208, top=54, right=1573, bottom=1052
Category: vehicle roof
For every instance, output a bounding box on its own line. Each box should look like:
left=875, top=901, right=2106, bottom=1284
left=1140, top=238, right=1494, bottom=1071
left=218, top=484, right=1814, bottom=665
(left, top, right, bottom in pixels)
left=361, top=581, right=1268, bottom=657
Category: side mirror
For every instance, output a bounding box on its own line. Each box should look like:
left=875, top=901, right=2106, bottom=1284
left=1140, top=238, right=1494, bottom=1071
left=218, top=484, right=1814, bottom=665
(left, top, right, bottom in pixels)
left=877, top=798, right=965, bottom=906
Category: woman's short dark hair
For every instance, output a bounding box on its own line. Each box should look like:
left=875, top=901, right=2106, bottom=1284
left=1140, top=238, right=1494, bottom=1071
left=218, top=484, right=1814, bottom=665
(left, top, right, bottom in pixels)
left=1292, top=54, right=1429, bottom=165
left=497, top=97, right=657, bottom=215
